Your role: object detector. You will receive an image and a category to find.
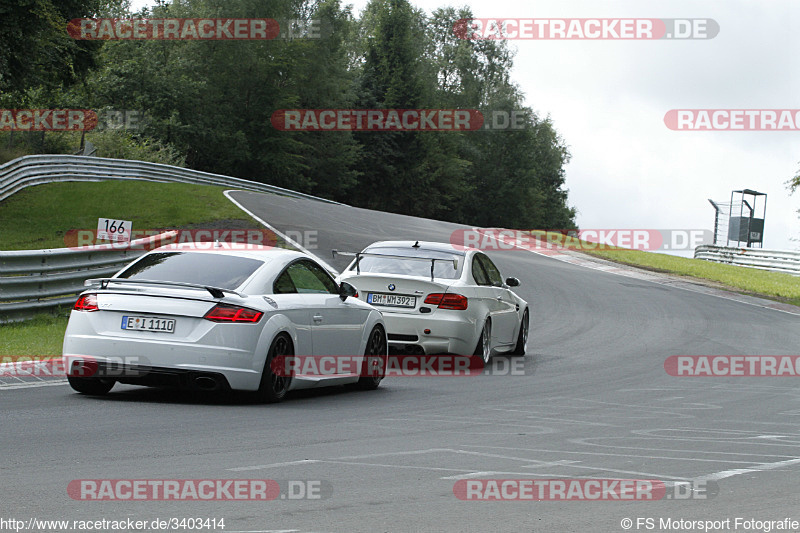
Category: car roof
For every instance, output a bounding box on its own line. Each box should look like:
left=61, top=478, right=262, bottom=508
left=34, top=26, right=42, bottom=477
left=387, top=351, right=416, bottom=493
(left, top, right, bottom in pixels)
left=364, top=240, right=468, bottom=255
left=151, top=242, right=308, bottom=262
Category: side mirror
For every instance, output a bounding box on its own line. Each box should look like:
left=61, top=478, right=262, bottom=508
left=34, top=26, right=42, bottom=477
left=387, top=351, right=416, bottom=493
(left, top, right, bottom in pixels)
left=339, top=281, right=358, bottom=301
left=505, top=277, right=520, bottom=287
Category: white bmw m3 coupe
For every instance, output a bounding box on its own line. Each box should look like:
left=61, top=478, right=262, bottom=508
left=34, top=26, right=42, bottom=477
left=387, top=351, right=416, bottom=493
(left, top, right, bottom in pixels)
left=63, top=242, right=387, bottom=402
left=335, top=241, right=529, bottom=362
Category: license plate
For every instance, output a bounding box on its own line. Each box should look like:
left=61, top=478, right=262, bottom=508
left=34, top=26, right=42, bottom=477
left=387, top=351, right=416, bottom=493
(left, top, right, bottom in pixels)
left=121, top=316, right=176, bottom=333
left=367, top=293, right=416, bottom=308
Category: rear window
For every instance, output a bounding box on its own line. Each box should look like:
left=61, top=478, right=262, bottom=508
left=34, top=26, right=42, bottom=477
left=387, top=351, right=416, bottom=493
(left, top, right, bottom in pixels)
left=116, top=252, right=264, bottom=289
left=351, top=247, right=463, bottom=279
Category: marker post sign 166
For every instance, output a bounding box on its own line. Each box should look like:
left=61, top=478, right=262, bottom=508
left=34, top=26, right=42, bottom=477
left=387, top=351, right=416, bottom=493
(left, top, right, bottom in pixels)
left=97, top=218, right=132, bottom=243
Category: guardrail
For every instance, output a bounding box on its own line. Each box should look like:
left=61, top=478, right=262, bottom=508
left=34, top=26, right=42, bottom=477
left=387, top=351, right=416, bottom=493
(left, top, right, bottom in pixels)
left=0, top=232, right=178, bottom=323
left=0, top=154, right=341, bottom=204
left=0, top=155, right=342, bottom=322
left=694, top=245, right=800, bottom=275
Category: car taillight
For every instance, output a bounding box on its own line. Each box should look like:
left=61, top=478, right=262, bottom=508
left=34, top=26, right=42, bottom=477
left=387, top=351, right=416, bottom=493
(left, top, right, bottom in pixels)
left=424, top=293, right=443, bottom=305
left=424, top=293, right=468, bottom=310
left=74, top=294, right=99, bottom=312
left=204, top=304, right=263, bottom=323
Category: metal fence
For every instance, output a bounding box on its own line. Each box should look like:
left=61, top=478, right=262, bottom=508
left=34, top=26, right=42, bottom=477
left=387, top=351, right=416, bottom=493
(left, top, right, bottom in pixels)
left=0, top=154, right=341, bottom=204
left=0, top=154, right=340, bottom=322
left=694, top=245, right=800, bottom=275
left=0, top=232, right=178, bottom=323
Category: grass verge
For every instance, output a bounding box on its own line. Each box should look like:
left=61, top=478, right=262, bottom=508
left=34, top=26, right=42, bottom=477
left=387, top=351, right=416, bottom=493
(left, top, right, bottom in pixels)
left=580, top=247, right=800, bottom=307
left=0, top=180, right=259, bottom=250
left=0, top=313, right=69, bottom=357
left=1, top=180, right=268, bottom=356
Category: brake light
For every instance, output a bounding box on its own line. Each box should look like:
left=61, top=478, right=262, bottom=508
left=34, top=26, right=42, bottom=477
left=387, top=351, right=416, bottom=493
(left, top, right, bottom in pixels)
left=74, top=294, right=98, bottom=312
left=204, top=304, right=263, bottom=323
left=424, top=293, right=468, bottom=310
left=424, top=293, right=443, bottom=305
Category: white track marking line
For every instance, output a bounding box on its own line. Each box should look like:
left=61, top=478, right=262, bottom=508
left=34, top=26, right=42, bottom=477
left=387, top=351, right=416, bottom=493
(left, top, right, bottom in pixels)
left=341, top=415, right=557, bottom=434
left=457, top=444, right=780, bottom=464
left=444, top=448, right=581, bottom=466
left=479, top=409, right=617, bottom=427
left=223, top=190, right=339, bottom=275
left=440, top=472, right=499, bottom=480
left=228, top=459, right=320, bottom=472
left=0, top=380, right=68, bottom=390
left=701, top=457, right=800, bottom=482
left=571, top=434, right=800, bottom=449
left=333, top=448, right=456, bottom=460
left=567, top=437, right=800, bottom=457
left=319, top=459, right=585, bottom=480
left=316, top=459, right=486, bottom=474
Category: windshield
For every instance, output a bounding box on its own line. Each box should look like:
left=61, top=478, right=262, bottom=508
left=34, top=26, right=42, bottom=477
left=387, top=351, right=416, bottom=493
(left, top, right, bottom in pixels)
left=116, top=252, right=264, bottom=290
left=350, top=247, right=463, bottom=279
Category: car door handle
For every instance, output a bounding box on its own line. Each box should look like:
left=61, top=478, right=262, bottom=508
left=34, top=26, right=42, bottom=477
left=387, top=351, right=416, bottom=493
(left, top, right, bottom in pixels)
left=495, top=296, right=503, bottom=300
left=313, top=315, right=323, bottom=323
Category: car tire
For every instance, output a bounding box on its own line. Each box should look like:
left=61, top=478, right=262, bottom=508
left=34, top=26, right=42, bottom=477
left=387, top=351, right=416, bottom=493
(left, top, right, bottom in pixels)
left=474, top=318, right=492, bottom=364
left=258, top=333, right=293, bottom=403
left=67, top=377, right=115, bottom=395
left=511, top=309, right=529, bottom=356
left=355, top=325, right=387, bottom=390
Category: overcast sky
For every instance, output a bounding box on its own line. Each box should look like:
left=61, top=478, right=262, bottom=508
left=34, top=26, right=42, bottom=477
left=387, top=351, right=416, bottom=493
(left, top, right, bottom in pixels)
left=131, top=0, right=800, bottom=253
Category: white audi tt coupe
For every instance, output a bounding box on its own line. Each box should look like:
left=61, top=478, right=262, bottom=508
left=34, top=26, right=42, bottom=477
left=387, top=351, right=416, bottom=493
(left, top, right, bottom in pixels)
left=63, top=243, right=387, bottom=402
left=335, top=241, right=528, bottom=362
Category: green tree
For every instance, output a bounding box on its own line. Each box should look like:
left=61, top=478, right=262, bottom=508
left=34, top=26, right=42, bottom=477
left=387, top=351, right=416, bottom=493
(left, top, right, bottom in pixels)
left=0, top=0, right=106, bottom=92
left=352, top=0, right=470, bottom=219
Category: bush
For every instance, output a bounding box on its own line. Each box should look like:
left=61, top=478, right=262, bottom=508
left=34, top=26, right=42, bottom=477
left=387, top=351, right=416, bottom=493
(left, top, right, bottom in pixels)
left=0, top=130, right=185, bottom=167
left=84, top=130, right=186, bottom=167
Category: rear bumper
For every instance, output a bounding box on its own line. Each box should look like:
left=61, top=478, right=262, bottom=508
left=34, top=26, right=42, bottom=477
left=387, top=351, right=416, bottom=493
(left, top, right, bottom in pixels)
left=66, top=360, right=233, bottom=391
left=382, top=312, right=478, bottom=355
left=63, top=310, right=266, bottom=391
left=63, top=353, right=263, bottom=391
left=62, top=336, right=263, bottom=391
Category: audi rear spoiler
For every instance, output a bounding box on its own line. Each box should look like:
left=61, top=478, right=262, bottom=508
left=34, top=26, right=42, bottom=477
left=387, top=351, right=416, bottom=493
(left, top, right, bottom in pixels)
left=84, top=278, right=243, bottom=299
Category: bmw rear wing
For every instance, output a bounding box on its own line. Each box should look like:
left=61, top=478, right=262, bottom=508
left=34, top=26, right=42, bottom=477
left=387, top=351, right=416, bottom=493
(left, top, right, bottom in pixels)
left=331, top=250, right=458, bottom=281
left=84, top=278, right=244, bottom=298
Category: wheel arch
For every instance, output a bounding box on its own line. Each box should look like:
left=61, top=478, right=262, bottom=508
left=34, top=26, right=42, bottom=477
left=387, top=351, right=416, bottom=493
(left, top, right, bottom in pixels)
left=253, top=313, right=301, bottom=374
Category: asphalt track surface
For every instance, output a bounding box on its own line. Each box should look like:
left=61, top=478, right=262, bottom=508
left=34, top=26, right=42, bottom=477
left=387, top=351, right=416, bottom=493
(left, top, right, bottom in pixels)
left=3, top=191, right=800, bottom=533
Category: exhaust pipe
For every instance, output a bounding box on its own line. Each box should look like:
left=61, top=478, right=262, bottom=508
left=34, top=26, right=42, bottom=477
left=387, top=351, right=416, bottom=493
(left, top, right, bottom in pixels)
left=193, top=375, right=219, bottom=391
